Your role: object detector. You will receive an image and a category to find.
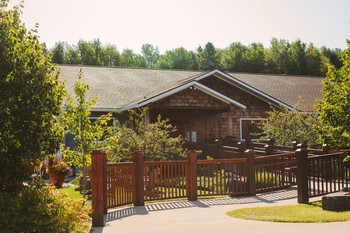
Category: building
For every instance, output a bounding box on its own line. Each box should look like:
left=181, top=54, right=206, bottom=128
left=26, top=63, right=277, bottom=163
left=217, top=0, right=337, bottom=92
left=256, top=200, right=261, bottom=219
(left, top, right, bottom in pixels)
left=60, top=65, right=323, bottom=145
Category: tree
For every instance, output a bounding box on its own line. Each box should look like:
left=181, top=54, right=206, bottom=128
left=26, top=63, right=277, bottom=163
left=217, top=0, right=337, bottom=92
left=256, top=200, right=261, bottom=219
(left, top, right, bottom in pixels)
left=241, top=43, right=266, bottom=73
left=265, top=38, right=290, bottom=74
left=51, top=41, right=68, bottom=64
left=156, top=47, right=195, bottom=70
left=102, top=44, right=121, bottom=67
left=197, top=42, right=219, bottom=70
left=219, top=42, right=247, bottom=72
left=305, top=43, right=323, bottom=76
left=258, top=108, right=321, bottom=147
left=0, top=1, right=65, bottom=192
left=316, top=39, right=350, bottom=150
left=288, top=39, right=307, bottom=75
left=101, top=108, right=185, bottom=162
left=63, top=72, right=110, bottom=167
left=120, top=48, right=147, bottom=68
left=141, top=43, right=160, bottom=68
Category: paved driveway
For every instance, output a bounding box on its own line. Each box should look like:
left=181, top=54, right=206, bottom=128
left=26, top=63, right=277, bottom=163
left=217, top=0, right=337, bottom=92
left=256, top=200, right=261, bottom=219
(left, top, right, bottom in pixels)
left=91, top=187, right=349, bottom=233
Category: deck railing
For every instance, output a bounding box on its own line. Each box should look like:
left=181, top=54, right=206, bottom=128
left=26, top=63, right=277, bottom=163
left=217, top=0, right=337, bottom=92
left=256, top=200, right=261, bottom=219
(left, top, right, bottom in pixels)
left=91, top=147, right=349, bottom=226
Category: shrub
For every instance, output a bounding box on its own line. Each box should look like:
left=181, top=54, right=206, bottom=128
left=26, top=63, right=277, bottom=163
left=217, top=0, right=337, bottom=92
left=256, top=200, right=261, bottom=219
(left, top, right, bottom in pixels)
left=0, top=179, right=89, bottom=233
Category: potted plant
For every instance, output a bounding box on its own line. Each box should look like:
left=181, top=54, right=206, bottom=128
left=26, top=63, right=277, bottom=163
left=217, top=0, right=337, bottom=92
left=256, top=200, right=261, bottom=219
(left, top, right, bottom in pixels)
left=47, top=158, right=72, bottom=188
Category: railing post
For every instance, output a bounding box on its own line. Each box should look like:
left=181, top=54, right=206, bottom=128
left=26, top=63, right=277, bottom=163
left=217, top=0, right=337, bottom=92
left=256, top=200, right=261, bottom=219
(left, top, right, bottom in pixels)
left=91, top=150, right=107, bottom=227
left=245, top=150, right=256, bottom=196
left=187, top=150, right=198, bottom=201
left=264, top=139, right=275, bottom=155
left=245, top=137, right=252, bottom=149
left=215, top=138, right=223, bottom=159
left=237, top=141, right=246, bottom=157
left=132, top=150, right=145, bottom=206
left=322, top=144, right=330, bottom=154
left=292, top=141, right=300, bottom=151
left=296, top=148, right=309, bottom=204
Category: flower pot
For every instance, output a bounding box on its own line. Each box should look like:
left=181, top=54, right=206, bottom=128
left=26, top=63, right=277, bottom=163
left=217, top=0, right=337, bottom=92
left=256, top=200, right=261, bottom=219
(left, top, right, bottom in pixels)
left=50, top=173, right=65, bottom=188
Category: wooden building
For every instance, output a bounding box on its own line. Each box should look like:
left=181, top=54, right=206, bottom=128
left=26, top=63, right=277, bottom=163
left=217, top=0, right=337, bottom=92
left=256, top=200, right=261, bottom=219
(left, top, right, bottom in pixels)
left=60, top=65, right=323, bottom=145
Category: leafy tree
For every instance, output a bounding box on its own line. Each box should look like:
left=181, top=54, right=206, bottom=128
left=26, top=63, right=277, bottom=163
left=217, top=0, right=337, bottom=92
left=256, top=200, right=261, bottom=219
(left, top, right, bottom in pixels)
left=63, top=72, right=111, bottom=167
left=102, top=44, right=121, bottom=67
left=288, top=39, right=307, bottom=75
left=77, top=39, right=101, bottom=65
left=320, top=46, right=343, bottom=69
left=141, top=43, right=160, bottom=68
left=241, top=43, right=266, bottom=73
left=305, top=43, right=323, bottom=76
left=0, top=1, right=65, bottom=192
left=51, top=41, right=68, bottom=64
left=102, top=108, right=185, bottom=161
left=120, top=48, right=147, bottom=68
left=156, top=47, right=195, bottom=70
left=219, top=42, right=247, bottom=71
left=316, top=39, right=350, bottom=150
left=258, top=108, right=321, bottom=147
left=265, top=38, right=290, bottom=74
left=197, top=42, right=219, bottom=70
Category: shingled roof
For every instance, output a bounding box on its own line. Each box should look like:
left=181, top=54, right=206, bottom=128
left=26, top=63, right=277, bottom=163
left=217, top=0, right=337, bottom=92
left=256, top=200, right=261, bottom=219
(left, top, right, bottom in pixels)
left=59, top=65, right=323, bottom=112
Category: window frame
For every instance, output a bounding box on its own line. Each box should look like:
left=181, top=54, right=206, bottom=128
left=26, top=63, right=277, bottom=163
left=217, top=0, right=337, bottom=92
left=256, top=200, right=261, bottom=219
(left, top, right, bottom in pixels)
left=239, top=118, right=268, bottom=141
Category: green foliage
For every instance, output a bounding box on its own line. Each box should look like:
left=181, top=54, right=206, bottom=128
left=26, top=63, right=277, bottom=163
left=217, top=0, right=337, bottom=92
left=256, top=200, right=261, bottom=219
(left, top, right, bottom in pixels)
left=156, top=47, right=196, bottom=70
left=0, top=179, right=88, bottom=233
left=50, top=37, right=341, bottom=75
left=63, top=73, right=111, bottom=167
left=316, top=39, right=350, bottom=150
left=0, top=1, right=65, bottom=192
left=101, top=108, right=185, bottom=161
left=141, top=43, right=160, bottom=68
left=120, top=48, right=147, bottom=68
left=197, top=42, right=219, bottom=70
left=258, top=107, right=321, bottom=147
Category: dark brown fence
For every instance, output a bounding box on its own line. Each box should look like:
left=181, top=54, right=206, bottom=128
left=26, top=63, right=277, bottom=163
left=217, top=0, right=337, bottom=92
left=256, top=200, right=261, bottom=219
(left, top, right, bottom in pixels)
left=297, top=151, right=350, bottom=203
left=91, top=147, right=349, bottom=226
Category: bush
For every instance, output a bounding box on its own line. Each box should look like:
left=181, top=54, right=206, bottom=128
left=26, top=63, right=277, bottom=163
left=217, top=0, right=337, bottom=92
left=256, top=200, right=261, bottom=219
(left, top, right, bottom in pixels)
left=0, top=179, right=89, bottom=233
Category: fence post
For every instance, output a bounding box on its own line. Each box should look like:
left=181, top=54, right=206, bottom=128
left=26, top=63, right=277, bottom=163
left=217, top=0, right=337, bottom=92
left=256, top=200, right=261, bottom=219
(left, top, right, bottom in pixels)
left=264, top=139, right=275, bottom=155
left=91, top=150, right=107, bottom=227
left=296, top=148, right=309, bottom=204
left=322, top=144, right=330, bottom=154
left=245, top=150, right=256, bottom=196
left=245, top=137, right=252, bottom=149
left=292, top=141, right=300, bottom=151
left=132, top=150, right=145, bottom=206
left=237, top=141, right=246, bottom=157
left=215, top=138, right=223, bottom=159
left=187, top=150, right=198, bottom=201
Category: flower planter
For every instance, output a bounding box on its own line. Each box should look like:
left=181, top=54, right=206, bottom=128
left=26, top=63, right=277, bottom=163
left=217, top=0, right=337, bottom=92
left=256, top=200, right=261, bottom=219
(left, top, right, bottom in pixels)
left=50, top=173, right=66, bottom=188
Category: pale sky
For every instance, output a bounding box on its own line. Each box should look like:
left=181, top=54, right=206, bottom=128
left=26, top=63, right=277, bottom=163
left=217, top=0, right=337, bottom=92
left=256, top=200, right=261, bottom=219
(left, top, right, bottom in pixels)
left=10, top=0, right=350, bottom=53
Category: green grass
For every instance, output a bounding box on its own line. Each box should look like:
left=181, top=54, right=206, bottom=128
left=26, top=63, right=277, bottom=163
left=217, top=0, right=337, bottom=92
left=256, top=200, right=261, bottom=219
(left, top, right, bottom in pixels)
left=227, top=202, right=350, bottom=223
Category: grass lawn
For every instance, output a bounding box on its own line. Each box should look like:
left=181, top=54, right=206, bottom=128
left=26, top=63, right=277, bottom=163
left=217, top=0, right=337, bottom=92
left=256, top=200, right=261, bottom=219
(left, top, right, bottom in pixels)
left=227, top=202, right=350, bottom=223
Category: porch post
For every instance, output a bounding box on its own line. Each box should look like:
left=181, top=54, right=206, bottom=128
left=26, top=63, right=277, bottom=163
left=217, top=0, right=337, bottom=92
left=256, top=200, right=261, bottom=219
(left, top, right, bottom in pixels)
left=132, top=150, right=145, bottom=206
left=91, top=150, right=107, bottom=227
left=296, top=148, right=309, bottom=203
left=187, top=150, right=198, bottom=201
left=246, top=150, right=256, bottom=196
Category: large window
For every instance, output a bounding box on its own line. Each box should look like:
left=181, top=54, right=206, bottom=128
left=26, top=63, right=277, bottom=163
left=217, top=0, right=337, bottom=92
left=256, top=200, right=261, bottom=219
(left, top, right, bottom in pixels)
left=240, top=118, right=267, bottom=141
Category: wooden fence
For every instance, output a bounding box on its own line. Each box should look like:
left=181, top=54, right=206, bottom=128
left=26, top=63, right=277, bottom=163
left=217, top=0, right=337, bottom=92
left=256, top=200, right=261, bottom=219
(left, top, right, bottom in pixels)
left=91, top=147, right=349, bottom=227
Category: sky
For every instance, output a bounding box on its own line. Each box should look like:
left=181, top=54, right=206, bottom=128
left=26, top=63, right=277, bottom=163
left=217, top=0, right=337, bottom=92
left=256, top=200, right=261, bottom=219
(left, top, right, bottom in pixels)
left=9, top=0, right=350, bottom=53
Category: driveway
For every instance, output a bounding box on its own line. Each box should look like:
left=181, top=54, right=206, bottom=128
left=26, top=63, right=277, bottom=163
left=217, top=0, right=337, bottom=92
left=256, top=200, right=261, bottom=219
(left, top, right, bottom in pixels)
left=91, top=187, right=349, bottom=233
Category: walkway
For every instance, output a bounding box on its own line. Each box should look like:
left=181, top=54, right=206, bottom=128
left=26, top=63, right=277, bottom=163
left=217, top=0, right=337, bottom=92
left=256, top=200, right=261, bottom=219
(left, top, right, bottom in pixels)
left=91, top=187, right=349, bottom=233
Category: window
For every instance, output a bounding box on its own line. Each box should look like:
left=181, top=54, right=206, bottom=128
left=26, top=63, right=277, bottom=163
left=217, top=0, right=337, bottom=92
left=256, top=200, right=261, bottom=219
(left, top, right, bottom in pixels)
left=240, top=118, right=267, bottom=141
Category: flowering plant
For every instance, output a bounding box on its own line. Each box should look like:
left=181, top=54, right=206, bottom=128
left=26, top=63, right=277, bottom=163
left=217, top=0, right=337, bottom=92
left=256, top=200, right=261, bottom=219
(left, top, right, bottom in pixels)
left=47, top=158, right=72, bottom=176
